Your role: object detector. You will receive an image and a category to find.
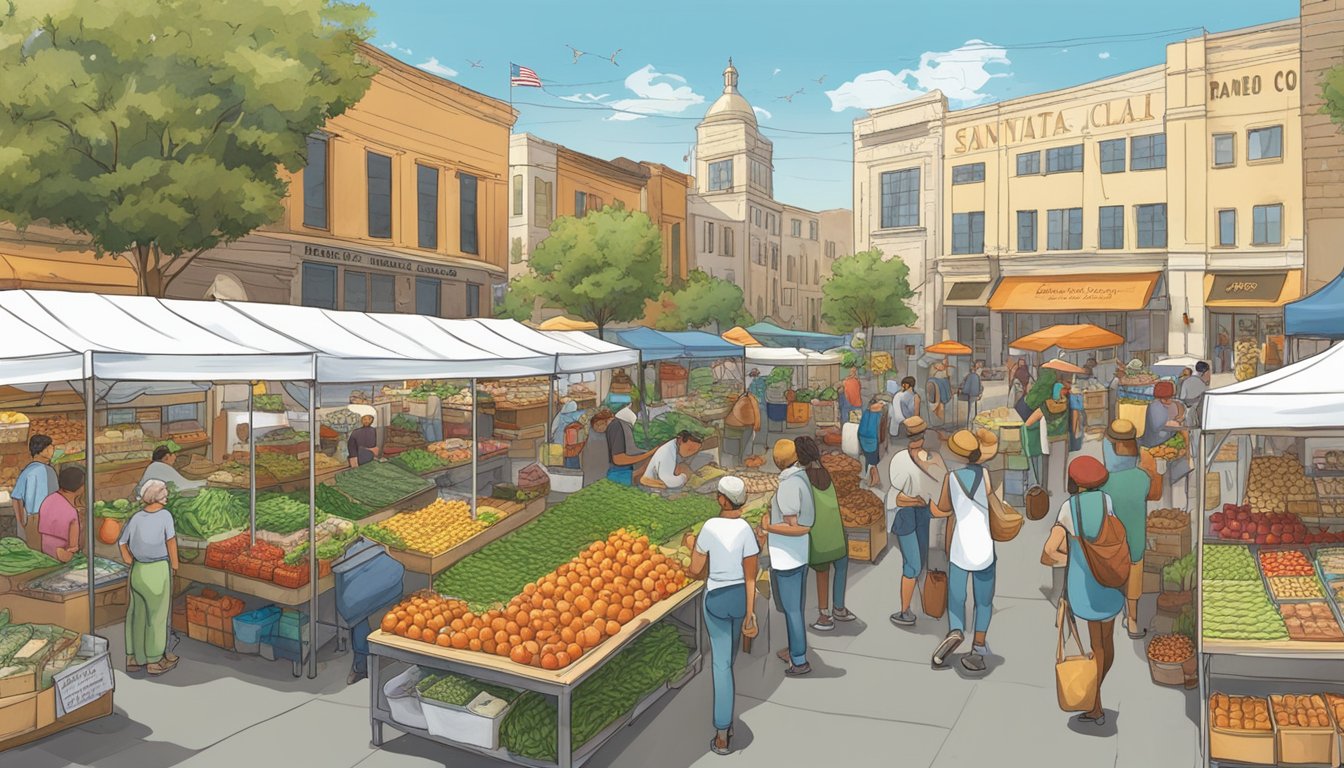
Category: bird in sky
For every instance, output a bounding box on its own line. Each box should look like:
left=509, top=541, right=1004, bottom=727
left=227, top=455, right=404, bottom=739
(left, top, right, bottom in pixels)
left=608, top=49, right=621, bottom=66
left=466, top=59, right=484, bottom=69
left=772, top=68, right=782, bottom=76
left=776, top=88, right=805, bottom=103
left=566, top=44, right=588, bottom=63
left=813, top=75, right=826, bottom=85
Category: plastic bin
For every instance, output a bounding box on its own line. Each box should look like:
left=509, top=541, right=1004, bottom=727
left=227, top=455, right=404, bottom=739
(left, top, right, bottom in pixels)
left=421, top=691, right=513, bottom=750
left=233, top=605, right=282, bottom=645
left=384, top=666, right=428, bottom=731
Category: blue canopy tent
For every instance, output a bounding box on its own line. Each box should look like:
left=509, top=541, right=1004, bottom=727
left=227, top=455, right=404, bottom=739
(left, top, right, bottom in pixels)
left=612, top=327, right=684, bottom=362
left=658, top=330, right=747, bottom=359
left=1286, top=271, right=1344, bottom=339
left=746, top=320, right=847, bottom=350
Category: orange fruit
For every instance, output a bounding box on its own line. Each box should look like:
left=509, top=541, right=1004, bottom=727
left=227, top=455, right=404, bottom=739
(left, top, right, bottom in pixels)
left=436, top=633, right=452, bottom=648
left=491, top=617, right=507, bottom=632
left=451, top=632, right=469, bottom=649
left=475, top=638, right=488, bottom=652
left=541, top=653, right=559, bottom=670
left=555, top=651, right=571, bottom=667
left=394, top=621, right=408, bottom=636
left=495, top=643, right=510, bottom=657
left=381, top=614, right=397, bottom=632
left=621, top=595, right=635, bottom=609
left=511, top=645, right=532, bottom=665
left=606, top=604, right=621, bottom=620
left=509, top=634, right=522, bottom=647
left=506, top=621, right=520, bottom=635
left=465, top=626, right=480, bottom=640
left=421, top=627, right=437, bottom=643
left=618, top=609, right=634, bottom=624
left=560, top=612, right=574, bottom=627
left=605, top=619, right=621, bottom=636
left=582, top=626, right=601, bottom=647
left=495, top=629, right=509, bottom=645
left=560, top=627, right=576, bottom=644
left=620, top=565, right=635, bottom=579
left=450, top=618, right=465, bottom=631
left=520, top=626, right=535, bottom=641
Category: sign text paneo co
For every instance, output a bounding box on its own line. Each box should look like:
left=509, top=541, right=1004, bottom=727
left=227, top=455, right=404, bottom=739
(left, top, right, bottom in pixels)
left=952, top=94, right=1157, bottom=155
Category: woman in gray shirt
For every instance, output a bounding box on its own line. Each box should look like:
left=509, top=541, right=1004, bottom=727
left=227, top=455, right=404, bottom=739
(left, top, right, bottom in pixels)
left=118, top=479, right=180, bottom=676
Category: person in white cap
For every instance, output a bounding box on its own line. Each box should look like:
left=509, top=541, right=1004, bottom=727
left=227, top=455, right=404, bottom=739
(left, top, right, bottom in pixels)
left=685, top=476, right=760, bottom=756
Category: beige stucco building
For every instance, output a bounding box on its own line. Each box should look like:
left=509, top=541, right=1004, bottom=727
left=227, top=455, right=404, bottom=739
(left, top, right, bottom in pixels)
left=855, top=21, right=1303, bottom=374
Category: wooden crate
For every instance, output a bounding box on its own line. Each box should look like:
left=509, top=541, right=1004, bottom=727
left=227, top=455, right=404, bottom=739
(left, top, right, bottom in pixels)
left=1146, top=527, right=1192, bottom=559
left=844, top=519, right=887, bottom=563
left=1083, top=389, right=1107, bottom=411
left=386, top=498, right=548, bottom=574
left=1210, top=723, right=1277, bottom=766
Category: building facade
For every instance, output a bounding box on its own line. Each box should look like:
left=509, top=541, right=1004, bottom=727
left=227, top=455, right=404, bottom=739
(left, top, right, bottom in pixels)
left=689, top=60, right=851, bottom=332
left=1301, top=0, right=1344, bottom=298
left=855, top=21, right=1303, bottom=373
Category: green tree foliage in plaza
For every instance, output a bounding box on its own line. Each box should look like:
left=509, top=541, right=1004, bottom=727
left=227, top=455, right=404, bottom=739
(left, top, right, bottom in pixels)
left=652, top=269, right=751, bottom=332
left=0, top=0, right=376, bottom=296
left=494, top=274, right=541, bottom=322
left=523, top=206, right=664, bottom=339
left=1323, top=62, right=1344, bottom=127
left=821, top=248, right=917, bottom=356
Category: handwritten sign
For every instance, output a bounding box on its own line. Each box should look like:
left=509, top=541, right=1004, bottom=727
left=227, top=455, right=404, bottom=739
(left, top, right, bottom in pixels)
left=53, top=644, right=114, bottom=717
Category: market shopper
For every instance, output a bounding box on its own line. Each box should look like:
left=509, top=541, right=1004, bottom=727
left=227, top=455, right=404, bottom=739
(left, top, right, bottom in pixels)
left=418, top=391, right=444, bottom=443
left=38, top=465, right=85, bottom=563
left=723, top=385, right=761, bottom=467
left=887, top=417, right=946, bottom=627
left=890, top=376, right=922, bottom=442
left=761, top=439, right=815, bottom=676
left=119, top=479, right=180, bottom=676
left=590, top=408, right=656, bottom=486
left=858, top=397, right=885, bottom=487
left=1101, top=419, right=1155, bottom=638
left=138, top=444, right=207, bottom=495
left=795, top=436, right=854, bottom=631
left=640, top=431, right=704, bottom=490
left=1141, top=381, right=1184, bottom=449
left=959, top=361, right=984, bottom=429
left=1041, top=456, right=1125, bottom=726
left=1180, top=361, right=1211, bottom=428
left=931, top=429, right=1000, bottom=673
left=687, top=476, right=759, bottom=755
left=550, top=400, right=586, bottom=470
left=840, top=367, right=863, bottom=425
left=1025, top=381, right=1076, bottom=605
left=347, top=414, right=381, bottom=467
left=928, top=357, right=954, bottom=423
left=13, top=433, right=57, bottom=550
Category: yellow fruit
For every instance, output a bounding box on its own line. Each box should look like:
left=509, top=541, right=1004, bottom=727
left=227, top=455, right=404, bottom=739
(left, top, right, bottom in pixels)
left=375, top=499, right=504, bottom=554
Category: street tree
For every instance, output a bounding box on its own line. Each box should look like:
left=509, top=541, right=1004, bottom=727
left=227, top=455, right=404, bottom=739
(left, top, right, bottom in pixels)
left=821, top=248, right=917, bottom=359
left=524, top=205, right=664, bottom=339
left=652, top=269, right=750, bottom=332
left=494, top=274, right=541, bottom=322
left=0, top=0, right=375, bottom=296
left=1324, top=62, right=1344, bottom=127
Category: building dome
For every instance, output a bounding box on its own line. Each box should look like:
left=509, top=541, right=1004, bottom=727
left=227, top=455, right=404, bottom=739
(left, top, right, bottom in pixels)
left=703, top=57, right=756, bottom=126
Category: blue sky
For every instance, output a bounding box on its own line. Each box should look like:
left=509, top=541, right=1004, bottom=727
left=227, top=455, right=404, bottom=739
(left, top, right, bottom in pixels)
left=364, top=0, right=1299, bottom=211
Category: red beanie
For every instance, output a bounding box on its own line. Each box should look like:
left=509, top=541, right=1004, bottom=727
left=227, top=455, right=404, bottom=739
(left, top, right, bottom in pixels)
left=1068, top=455, right=1110, bottom=489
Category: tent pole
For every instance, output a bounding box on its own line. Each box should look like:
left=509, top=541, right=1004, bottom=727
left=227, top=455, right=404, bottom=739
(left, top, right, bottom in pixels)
left=308, top=379, right=318, bottom=679
left=84, top=363, right=96, bottom=635
left=470, top=377, right=478, bottom=520
left=248, top=382, right=256, bottom=546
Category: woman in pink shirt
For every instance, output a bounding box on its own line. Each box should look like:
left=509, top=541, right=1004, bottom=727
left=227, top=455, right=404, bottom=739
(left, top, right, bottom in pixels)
left=38, top=465, right=85, bottom=563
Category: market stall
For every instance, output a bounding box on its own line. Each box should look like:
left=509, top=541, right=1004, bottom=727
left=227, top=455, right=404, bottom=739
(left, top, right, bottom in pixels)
left=744, top=321, right=847, bottom=351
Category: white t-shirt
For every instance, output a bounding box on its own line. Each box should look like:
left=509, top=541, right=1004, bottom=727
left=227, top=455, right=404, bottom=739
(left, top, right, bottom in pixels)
left=768, top=466, right=815, bottom=570
left=645, top=440, right=686, bottom=488
left=695, top=517, right=761, bottom=592
left=885, top=449, right=945, bottom=510
left=947, top=467, right=995, bottom=572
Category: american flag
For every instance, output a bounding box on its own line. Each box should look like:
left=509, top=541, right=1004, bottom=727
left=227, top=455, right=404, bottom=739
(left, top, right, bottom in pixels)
left=510, top=63, right=542, bottom=88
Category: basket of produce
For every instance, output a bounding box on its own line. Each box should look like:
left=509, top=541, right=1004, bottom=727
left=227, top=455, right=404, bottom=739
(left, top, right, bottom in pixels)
left=417, top=672, right=520, bottom=750
left=1158, top=553, right=1195, bottom=615
left=1144, top=432, right=1187, bottom=462
left=1246, top=454, right=1317, bottom=516
left=838, top=488, right=883, bottom=527
left=1209, top=694, right=1276, bottom=766
left=1146, top=633, right=1194, bottom=686
left=1272, top=694, right=1339, bottom=766
left=0, top=411, right=29, bottom=445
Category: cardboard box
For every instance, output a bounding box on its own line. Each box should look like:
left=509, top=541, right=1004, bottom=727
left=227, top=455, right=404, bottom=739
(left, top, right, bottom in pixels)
left=187, top=623, right=208, bottom=643
left=0, top=690, right=37, bottom=741
left=54, top=636, right=113, bottom=718
left=844, top=519, right=888, bottom=564
left=34, top=686, right=55, bottom=730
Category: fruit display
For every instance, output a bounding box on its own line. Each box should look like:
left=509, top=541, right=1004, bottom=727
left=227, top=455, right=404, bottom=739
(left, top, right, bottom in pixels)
left=1147, top=633, right=1194, bottom=663
left=1246, top=455, right=1317, bottom=514
left=1148, top=508, right=1190, bottom=531
left=1202, top=544, right=1260, bottom=581
left=255, top=452, right=306, bottom=481
left=1210, top=694, right=1272, bottom=731
left=481, top=377, right=550, bottom=409
left=255, top=495, right=329, bottom=535
left=333, top=460, right=433, bottom=508
left=0, top=537, right=59, bottom=575
left=170, top=487, right=248, bottom=540
left=632, top=412, right=714, bottom=451
left=1234, top=337, right=1259, bottom=381
left=838, top=489, right=883, bottom=527
left=974, top=406, right=1024, bottom=429
left=29, top=416, right=80, bottom=450
left=1269, top=576, right=1326, bottom=601
left=433, top=482, right=715, bottom=608
left=391, top=448, right=449, bottom=474
left=371, top=499, right=499, bottom=555
left=500, top=622, right=691, bottom=762
left=1260, top=550, right=1315, bottom=577
left=1280, top=603, right=1344, bottom=641
left=204, top=533, right=286, bottom=582
left=1208, top=505, right=1342, bottom=545
left=734, top=471, right=779, bottom=495
left=1202, top=580, right=1289, bottom=640
left=1273, top=694, right=1333, bottom=729
left=1318, top=548, right=1344, bottom=576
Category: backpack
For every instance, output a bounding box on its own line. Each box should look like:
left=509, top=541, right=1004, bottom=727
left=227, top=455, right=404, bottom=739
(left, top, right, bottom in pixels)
left=1069, top=494, right=1130, bottom=589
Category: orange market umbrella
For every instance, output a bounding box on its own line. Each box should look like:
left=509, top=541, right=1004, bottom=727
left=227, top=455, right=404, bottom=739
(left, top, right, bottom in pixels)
left=538, top=315, right=598, bottom=332
left=926, top=340, right=973, bottom=356
left=721, top=326, right=762, bottom=346
left=1041, top=358, right=1087, bottom=375
left=1009, top=324, right=1122, bottom=353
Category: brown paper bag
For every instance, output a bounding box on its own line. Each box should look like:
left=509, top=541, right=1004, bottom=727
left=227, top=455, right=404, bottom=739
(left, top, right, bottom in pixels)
left=922, top=569, right=948, bottom=619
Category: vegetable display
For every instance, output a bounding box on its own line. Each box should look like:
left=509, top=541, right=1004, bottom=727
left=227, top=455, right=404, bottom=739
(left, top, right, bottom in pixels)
left=391, top=448, right=449, bottom=474
left=334, top=461, right=432, bottom=508
left=416, top=671, right=518, bottom=706
left=1202, top=544, right=1259, bottom=581
left=1201, top=580, right=1289, bottom=641
left=94, top=498, right=137, bottom=521
left=1260, top=550, right=1315, bottom=577
left=253, top=394, right=285, bottom=413
left=1162, top=552, right=1195, bottom=590
left=255, top=495, right=329, bottom=535
left=631, top=412, right=714, bottom=451
left=0, top=537, right=59, bottom=575
left=283, top=484, right=374, bottom=522
left=255, top=452, right=306, bottom=481
left=170, top=487, right=248, bottom=540
left=1147, top=508, right=1189, bottom=531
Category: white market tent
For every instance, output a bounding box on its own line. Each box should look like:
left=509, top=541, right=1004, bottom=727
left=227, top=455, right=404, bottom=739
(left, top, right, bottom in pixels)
left=1202, top=342, right=1344, bottom=431
left=744, top=346, right=841, bottom=366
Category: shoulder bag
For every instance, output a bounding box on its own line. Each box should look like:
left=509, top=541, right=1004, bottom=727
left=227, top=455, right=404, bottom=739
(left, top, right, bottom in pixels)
left=954, top=468, right=1022, bottom=543
left=1070, top=494, right=1130, bottom=589
left=1055, top=599, right=1098, bottom=713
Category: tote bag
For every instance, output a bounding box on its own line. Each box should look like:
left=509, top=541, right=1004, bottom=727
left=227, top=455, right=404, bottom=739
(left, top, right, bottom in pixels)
left=1055, top=600, right=1098, bottom=713
left=922, top=569, right=948, bottom=619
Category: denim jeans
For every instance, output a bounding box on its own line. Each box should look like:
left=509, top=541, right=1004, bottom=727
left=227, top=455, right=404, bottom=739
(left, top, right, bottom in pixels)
left=948, top=560, right=996, bottom=635
left=351, top=620, right=373, bottom=673
left=894, top=506, right=931, bottom=579
left=703, top=584, right=746, bottom=731
left=816, top=556, right=848, bottom=610
left=772, top=565, right=808, bottom=666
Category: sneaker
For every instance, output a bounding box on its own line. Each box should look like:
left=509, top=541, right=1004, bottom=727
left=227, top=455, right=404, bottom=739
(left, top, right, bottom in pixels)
left=784, top=663, right=812, bottom=677
left=811, top=615, right=835, bottom=632
left=932, top=631, right=964, bottom=668
left=347, top=668, right=368, bottom=685
left=832, top=608, right=857, bottom=622
left=960, top=653, right=987, bottom=673
left=889, top=611, right=916, bottom=627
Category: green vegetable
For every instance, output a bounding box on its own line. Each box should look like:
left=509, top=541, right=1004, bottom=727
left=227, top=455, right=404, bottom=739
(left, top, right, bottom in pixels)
left=418, top=671, right=519, bottom=707
left=359, top=524, right=406, bottom=550
left=156, top=439, right=182, bottom=453
left=819, top=386, right=838, bottom=401
left=1026, top=369, right=1060, bottom=410
left=632, top=412, right=713, bottom=451
left=282, top=485, right=373, bottom=522
left=253, top=394, right=285, bottom=413
left=391, top=413, right=421, bottom=433
left=334, top=461, right=432, bottom=508
left=1202, top=544, right=1259, bottom=582
left=170, top=487, right=248, bottom=540
left=392, top=449, right=449, bottom=474
left=255, top=496, right=328, bottom=535
left=0, top=624, right=34, bottom=663
left=94, top=498, right=137, bottom=520
left=0, top=608, right=9, bottom=630
left=1163, top=553, right=1196, bottom=590
left=0, top=537, right=60, bottom=575
left=1201, top=580, right=1288, bottom=641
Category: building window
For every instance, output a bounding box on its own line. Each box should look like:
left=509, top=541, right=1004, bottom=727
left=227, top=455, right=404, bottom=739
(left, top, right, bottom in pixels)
left=1098, top=205, right=1124, bottom=250
left=165, top=403, right=198, bottom=424
left=703, top=221, right=715, bottom=253
left=791, top=219, right=801, bottom=237
left=708, top=159, right=733, bottom=191
left=303, top=135, right=328, bottom=229
left=1047, top=208, right=1083, bottom=250
left=1213, top=133, right=1235, bottom=168
left=107, top=408, right=135, bottom=426
left=725, top=269, right=735, bottom=283
left=767, top=212, right=777, bottom=235
left=1248, top=126, right=1283, bottom=161
left=344, top=271, right=394, bottom=313
left=533, top=179, right=553, bottom=228
left=1046, top=144, right=1083, bottom=174
left=723, top=227, right=734, bottom=257
left=366, top=151, right=392, bottom=239
left=786, top=255, right=795, bottom=281
left=952, top=162, right=985, bottom=184
left=466, top=283, right=481, bottom=318
left=783, top=288, right=795, bottom=306
left=512, top=174, right=524, bottom=216
left=670, top=223, right=681, bottom=276
left=1252, top=204, right=1283, bottom=245
left=770, top=243, right=779, bottom=270
left=1016, top=151, right=1040, bottom=176
left=1130, top=133, right=1166, bottom=171
left=951, top=212, right=985, bottom=254
left=301, top=263, right=337, bottom=309
left=880, top=168, right=920, bottom=228
left=575, top=191, right=587, bottom=217
left=809, top=220, right=817, bottom=241
left=1135, top=203, right=1167, bottom=248
left=1218, top=209, right=1236, bottom=246
left=1099, top=139, right=1125, bottom=174
left=415, top=278, right=441, bottom=316
left=417, top=164, right=439, bottom=250
left=344, top=270, right=367, bottom=311
left=825, top=240, right=836, bottom=258
left=459, top=173, right=479, bottom=255
left=1017, top=210, right=1037, bottom=252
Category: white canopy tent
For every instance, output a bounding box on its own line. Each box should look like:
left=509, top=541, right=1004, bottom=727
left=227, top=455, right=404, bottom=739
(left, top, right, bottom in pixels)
left=743, top=346, right=841, bottom=366
left=1202, top=342, right=1344, bottom=431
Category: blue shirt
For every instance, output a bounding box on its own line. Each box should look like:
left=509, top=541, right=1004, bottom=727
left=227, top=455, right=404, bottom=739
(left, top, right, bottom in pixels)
left=858, top=409, right=882, bottom=451
left=12, top=461, right=56, bottom=517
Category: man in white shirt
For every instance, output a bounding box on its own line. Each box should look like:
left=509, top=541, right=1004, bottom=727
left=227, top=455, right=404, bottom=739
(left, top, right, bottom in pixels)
left=886, top=417, right=947, bottom=627
left=639, top=431, right=703, bottom=490
left=758, top=439, right=815, bottom=676
left=1179, top=361, right=1211, bottom=428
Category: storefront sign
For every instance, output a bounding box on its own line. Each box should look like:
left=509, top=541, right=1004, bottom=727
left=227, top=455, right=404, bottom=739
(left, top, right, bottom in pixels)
left=952, top=94, right=1157, bottom=155
left=987, top=273, right=1161, bottom=312
left=1209, top=69, right=1297, bottom=100
left=1207, top=272, right=1288, bottom=303
left=301, top=244, right=459, bottom=279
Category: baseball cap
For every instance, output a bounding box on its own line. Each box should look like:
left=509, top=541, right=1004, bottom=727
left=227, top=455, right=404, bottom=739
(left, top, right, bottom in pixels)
left=717, top=476, right=747, bottom=506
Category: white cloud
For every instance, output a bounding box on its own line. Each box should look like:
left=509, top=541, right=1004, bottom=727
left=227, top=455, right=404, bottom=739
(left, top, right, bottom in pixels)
left=826, top=40, right=1009, bottom=111
left=753, top=106, right=772, bottom=121
left=417, top=57, right=457, bottom=78
left=560, top=93, right=611, bottom=104
left=379, top=40, right=413, bottom=56
left=772, top=68, right=781, bottom=77
left=1098, top=51, right=1111, bottom=60
left=561, top=65, right=705, bottom=121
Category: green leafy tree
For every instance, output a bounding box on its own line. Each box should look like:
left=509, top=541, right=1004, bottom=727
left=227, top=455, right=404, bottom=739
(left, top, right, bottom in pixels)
left=652, top=269, right=750, bottom=331
left=0, top=0, right=375, bottom=296
left=1324, top=62, right=1344, bottom=127
left=494, top=274, right=540, bottom=322
left=821, top=248, right=917, bottom=358
left=525, top=206, right=664, bottom=339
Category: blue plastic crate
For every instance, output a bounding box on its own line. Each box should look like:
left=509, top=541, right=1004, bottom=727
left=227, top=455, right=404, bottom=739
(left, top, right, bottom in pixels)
left=276, top=609, right=309, bottom=643
left=233, top=605, right=281, bottom=645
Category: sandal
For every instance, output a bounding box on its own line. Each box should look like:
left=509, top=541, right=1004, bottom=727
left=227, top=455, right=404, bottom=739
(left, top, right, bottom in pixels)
left=832, top=608, right=857, bottom=622
left=126, top=656, right=144, bottom=673
left=710, top=733, right=731, bottom=756
left=147, top=660, right=176, bottom=676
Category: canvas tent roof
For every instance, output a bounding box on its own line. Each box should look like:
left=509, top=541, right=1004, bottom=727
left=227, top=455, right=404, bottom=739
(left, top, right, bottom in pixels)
left=1204, top=343, right=1344, bottom=431
left=537, top=316, right=598, bottom=332
left=745, top=321, right=846, bottom=350
left=744, top=347, right=840, bottom=366
left=1285, top=271, right=1344, bottom=339
left=1009, top=324, right=1123, bottom=354
left=657, top=330, right=744, bottom=359
left=721, top=326, right=762, bottom=346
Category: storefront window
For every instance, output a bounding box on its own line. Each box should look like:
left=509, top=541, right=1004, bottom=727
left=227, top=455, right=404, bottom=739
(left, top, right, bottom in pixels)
left=460, top=173, right=479, bottom=255
left=366, top=152, right=392, bottom=239
left=344, top=270, right=368, bottom=311
left=370, top=274, right=395, bottom=313
left=303, top=134, right=328, bottom=229
left=301, top=262, right=337, bottom=310
left=466, top=283, right=481, bottom=318
left=415, top=278, right=441, bottom=317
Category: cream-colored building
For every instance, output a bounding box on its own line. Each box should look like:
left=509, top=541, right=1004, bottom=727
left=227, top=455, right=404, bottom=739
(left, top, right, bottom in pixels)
left=855, top=21, right=1303, bottom=373
left=690, top=60, right=851, bottom=332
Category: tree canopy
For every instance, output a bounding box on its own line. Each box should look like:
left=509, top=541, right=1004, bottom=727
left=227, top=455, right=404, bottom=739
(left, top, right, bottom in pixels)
left=651, top=269, right=750, bottom=331
left=0, top=0, right=376, bottom=296
left=821, top=248, right=917, bottom=342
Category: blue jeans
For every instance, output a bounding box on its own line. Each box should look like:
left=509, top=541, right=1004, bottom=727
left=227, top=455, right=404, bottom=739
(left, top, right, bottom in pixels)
left=948, top=560, right=996, bottom=635
left=703, top=584, right=746, bottom=731
left=606, top=465, right=633, bottom=486
left=814, top=556, right=848, bottom=610
left=772, top=565, right=808, bottom=666
left=351, top=620, right=373, bottom=673
left=894, top=506, right=931, bottom=579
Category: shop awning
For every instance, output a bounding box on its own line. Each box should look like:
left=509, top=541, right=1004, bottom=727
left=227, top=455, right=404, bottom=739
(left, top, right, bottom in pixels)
left=987, top=273, right=1160, bottom=312
left=1286, top=271, right=1344, bottom=339
left=0, top=251, right=137, bottom=293
left=1205, top=270, right=1302, bottom=308
left=613, top=328, right=685, bottom=363
left=537, top=315, right=598, bottom=332
left=745, top=321, right=847, bottom=350
left=721, top=326, right=762, bottom=346
left=1009, top=324, right=1124, bottom=353
left=943, top=280, right=993, bottom=307
left=1204, top=341, right=1344, bottom=431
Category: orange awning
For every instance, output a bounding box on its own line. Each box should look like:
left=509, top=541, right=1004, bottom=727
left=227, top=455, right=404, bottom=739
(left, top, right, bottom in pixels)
left=926, top=340, right=973, bottom=355
left=538, top=315, right=598, bottom=332
left=0, top=250, right=137, bottom=292
left=987, top=273, right=1160, bottom=312
left=1010, top=324, right=1123, bottom=353
left=1204, top=270, right=1302, bottom=308
left=720, top=326, right=762, bottom=346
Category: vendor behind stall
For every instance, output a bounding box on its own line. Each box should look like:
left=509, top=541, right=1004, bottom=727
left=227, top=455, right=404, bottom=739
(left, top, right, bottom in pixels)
left=550, top=400, right=586, bottom=470
left=591, top=408, right=656, bottom=487
left=138, top=445, right=207, bottom=496
left=39, top=465, right=85, bottom=563
left=347, top=414, right=380, bottom=467
left=641, top=431, right=704, bottom=490
left=1140, top=381, right=1183, bottom=449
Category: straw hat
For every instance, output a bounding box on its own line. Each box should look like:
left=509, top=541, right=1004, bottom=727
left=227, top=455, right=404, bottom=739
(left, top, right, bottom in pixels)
left=903, top=416, right=928, bottom=438
left=1106, top=419, right=1137, bottom=442
left=947, top=428, right=998, bottom=464
left=772, top=439, right=798, bottom=467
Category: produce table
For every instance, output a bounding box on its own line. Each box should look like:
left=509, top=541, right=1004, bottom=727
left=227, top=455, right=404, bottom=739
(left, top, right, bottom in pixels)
left=176, top=562, right=334, bottom=606
left=367, top=580, right=704, bottom=768
left=430, top=453, right=510, bottom=493
left=0, top=582, right=127, bottom=632
left=385, top=496, right=548, bottom=577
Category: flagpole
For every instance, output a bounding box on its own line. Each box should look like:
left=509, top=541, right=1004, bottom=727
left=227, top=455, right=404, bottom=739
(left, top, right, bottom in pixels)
left=508, top=62, right=514, bottom=109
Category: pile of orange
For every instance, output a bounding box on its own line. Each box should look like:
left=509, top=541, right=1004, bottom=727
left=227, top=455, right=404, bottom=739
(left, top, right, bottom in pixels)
left=380, top=530, right=689, bottom=670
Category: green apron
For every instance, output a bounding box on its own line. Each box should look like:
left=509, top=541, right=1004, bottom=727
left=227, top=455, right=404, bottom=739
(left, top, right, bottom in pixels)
left=809, top=483, right=847, bottom=567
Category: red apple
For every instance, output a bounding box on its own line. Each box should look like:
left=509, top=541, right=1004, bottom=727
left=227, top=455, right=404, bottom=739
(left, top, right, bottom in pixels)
left=1266, top=534, right=1281, bottom=545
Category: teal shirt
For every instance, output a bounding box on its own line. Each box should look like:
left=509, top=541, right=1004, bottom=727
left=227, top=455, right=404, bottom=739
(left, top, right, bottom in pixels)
left=1102, top=467, right=1151, bottom=562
